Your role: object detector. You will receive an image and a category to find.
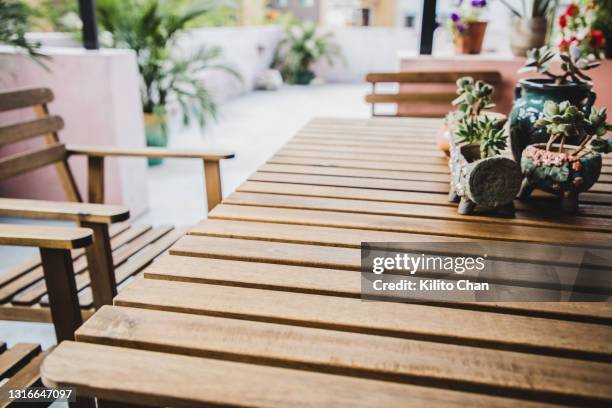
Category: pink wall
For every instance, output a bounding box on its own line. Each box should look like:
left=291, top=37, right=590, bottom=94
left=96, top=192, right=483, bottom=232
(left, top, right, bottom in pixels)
left=0, top=48, right=149, bottom=217
left=398, top=55, right=612, bottom=118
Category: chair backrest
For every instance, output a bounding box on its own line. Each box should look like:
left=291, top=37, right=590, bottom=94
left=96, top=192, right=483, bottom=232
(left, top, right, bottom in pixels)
left=365, top=71, right=502, bottom=118
left=0, top=88, right=81, bottom=202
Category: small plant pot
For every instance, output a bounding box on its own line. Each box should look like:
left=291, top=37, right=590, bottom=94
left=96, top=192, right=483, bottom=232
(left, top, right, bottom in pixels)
left=510, top=17, right=548, bottom=57
left=144, top=112, right=169, bottom=166
left=435, top=121, right=451, bottom=158
left=519, top=144, right=602, bottom=213
left=293, top=69, right=315, bottom=85
left=447, top=117, right=522, bottom=216
left=454, top=21, right=487, bottom=55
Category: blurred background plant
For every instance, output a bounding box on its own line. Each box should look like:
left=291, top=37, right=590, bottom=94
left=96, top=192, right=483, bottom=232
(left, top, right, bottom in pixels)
left=590, top=0, right=612, bottom=58
left=272, top=17, right=342, bottom=85
left=557, top=1, right=606, bottom=58
left=94, top=0, right=242, bottom=158
left=0, top=0, right=47, bottom=65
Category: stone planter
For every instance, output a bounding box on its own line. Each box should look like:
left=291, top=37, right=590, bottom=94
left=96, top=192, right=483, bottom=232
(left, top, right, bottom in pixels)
left=519, top=144, right=602, bottom=213
left=509, top=79, right=596, bottom=161
left=447, top=116, right=522, bottom=215
left=454, top=21, right=487, bottom=55
left=510, top=17, right=548, bottom=57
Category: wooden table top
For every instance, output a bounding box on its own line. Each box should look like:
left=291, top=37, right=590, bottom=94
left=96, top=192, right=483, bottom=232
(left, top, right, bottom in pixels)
left=41, top=117, right=612, bottom=407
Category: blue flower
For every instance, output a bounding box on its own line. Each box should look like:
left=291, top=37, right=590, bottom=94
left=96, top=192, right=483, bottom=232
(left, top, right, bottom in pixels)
left=471, top=0, right=487, bottom=7
left=451, top=12, right=461, bottom=22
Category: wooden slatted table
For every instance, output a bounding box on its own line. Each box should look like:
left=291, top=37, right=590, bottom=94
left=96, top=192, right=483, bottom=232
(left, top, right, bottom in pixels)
left=40, top=117, right=612, bottom=407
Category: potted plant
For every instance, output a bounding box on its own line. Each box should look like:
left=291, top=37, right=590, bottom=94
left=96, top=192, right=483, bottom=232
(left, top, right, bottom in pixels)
left=272, top=19, right=343, bottom=85
left=557, top=1, right=607, bottom=59
left=447, top=77, right=522, bottom=215
left=96, top=0, right=241, bottom=165
left=447, top=0, right=489, bottom=55
left=519, top=100, right=612, bottom=212
left=591, top=0, right=612, bottom=59
left=499, top=0, right=558, bottom=57
left=509, top=45, right=600, bottom=161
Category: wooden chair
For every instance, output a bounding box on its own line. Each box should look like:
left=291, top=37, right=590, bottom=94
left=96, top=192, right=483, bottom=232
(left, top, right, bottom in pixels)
left=0, top=87, right=234, bottom=331
left=365, top=71, right=502, bottom=118
left=0, top=341, right=54, bottom=407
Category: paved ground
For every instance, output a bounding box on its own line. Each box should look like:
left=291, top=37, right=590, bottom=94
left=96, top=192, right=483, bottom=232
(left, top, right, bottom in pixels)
left=0, top=83, right=371, bottom=350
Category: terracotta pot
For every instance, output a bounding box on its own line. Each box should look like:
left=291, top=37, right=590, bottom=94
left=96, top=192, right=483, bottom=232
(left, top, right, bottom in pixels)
left=435, top=122, right=451, bottom=158
left=454, top=21, right=487, bottom=54
left=510, top=17, right=548, bottom=57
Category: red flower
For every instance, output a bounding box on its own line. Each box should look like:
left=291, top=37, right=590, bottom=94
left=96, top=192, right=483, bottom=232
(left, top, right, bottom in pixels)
left=558, top=38, right=572, bottom=52
left=590, top=30, right=606, bottom=48
left=565, top=3, right=579, bottom=17
left=559, top=14, right=568, bottom=28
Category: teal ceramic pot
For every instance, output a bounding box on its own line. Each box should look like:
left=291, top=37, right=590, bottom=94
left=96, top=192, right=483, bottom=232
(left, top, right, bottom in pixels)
left=293, top=69, right=315, bottom=85
left=509, top=79, right=596, bottom=161
left=519, top=144, right=602, bottom=212
left=144, top=112, right=169, bottom=166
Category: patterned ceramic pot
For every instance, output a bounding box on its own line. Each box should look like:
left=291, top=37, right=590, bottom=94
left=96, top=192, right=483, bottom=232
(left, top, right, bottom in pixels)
left=509, top=79, right=596, bottom=161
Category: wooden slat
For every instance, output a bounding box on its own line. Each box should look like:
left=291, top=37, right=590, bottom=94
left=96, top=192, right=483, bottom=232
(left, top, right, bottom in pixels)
left=145, top=255, right=612, bottom=323
left=366, top=72, right=502, bottom=84
left=366, top=92, right=457, bottom=104
left=208, top=204, right=612, bottom=246
left=284, top=141, right=443, bottom=156
left=0, top=343, right=40, bottom=379
left=42, top=341, right=565, bottom=408
left=277, top=148, right=449, bottom=164
left=0, top=88, right=53, bottom=112
left=0, top=349, right=51, bottom=408
left=114, top=277, right=612, bottom=361
left=0, top=198, right=129, bottom=223
left=0, top=116, right=64, bottom=147
left=0, top=143, right=67, bottom=182
left=76, top=305, right=612, bottom=405
left=67, top=145, right=234, bottom=160
left=0, top=223, right=92, bottom=249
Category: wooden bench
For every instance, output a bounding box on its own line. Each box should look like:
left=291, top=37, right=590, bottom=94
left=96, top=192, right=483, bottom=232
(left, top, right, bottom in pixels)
left=365, top=71, right=502, bottom=117
left=0, top=87, right=233, bottom=331
left=0, top=342, right=53, bottom=408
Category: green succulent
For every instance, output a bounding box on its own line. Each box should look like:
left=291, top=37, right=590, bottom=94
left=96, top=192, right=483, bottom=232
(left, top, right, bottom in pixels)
left=456, top=115, right=507, bottom=159
left=519, top=45, right=600, bottom=85
left=452, top=76, right=496, bottom=118
left=535, top=100, right=612, bottom=154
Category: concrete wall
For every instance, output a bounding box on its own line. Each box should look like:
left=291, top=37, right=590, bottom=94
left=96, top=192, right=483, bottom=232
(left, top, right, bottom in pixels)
left=0, top=47, right=149, bottom=217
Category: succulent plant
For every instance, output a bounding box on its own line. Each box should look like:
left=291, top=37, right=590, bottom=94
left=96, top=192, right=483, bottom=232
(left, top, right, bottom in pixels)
left=534, top=100, right=612, bottom=154
left=456, top=114, right=508, bottom=158
left=452, top=76, right=496, bottom=118
left=519, top=45, right=601, bottom=85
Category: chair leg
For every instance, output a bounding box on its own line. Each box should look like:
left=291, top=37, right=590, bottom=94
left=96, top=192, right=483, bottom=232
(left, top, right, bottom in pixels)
left=80, top=221, right=116, bottom=309
left=39, top=248, right=82, bottom=342
left=204, top=159, right=222, bottom=212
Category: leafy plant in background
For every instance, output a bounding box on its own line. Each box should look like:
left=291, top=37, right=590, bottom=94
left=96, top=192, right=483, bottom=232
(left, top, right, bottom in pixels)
left=591, top=0, right=612, bottom=58
left=452, top=77, right=495, bottom=118
left=0, top=0, right=47, bottom=66
left=499, top=0, right=558, bottom=18
left=447, top=0, right=488, bottom=36
left=96, top=0, right=241, bottom=132
left=272, top=18, right=343, bottom=85
left=519, top=45, right=600, bottom=84
left=557, top=1, right=606, bottom=58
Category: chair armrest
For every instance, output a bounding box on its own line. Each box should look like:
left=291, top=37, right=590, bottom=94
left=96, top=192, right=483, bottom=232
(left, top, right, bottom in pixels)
left=0, top=198, right=129, bottom=224
left=0, top=223, right=92, bottom=249
left=66, top=145, right=234, bottom=161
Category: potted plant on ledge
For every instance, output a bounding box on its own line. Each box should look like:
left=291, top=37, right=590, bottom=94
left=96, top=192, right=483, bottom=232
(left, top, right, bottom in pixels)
left=519, top=100, right=612, bottom=212
left=509, top=45, right=600, bottom=161
left=499, top=0, right=558, bottom=57
left=448, top=0, right=489, bottom=55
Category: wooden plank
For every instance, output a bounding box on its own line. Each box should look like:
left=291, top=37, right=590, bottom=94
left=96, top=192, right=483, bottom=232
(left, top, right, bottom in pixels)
left=269, top=155, right=450, bottom=173
left=0, top=343, right=40, bottom=379
left=284, top=141, right=444, bottom=157
left=366, top=92, right=457, bottom=104
left=67, top=145, right=234, bottom=160
left=0, top=143, right=67, bottom=182
left=0, top=349, right=51, bottom=407
left=208, top=204, right=612, bottom=246
left=0, top=197, right=129, bottom=223
left=189, top=219, right=612, bottom=271
left=145, top=255, right=612, bottom=323
left=224, top=191, right=612, bottom=233
left=259, top=163, right=450, bottom=182
left=366, top=72, right=502, bottom=84
left=291, top=135, right=440, bottom=147
left=88, top=156, right=105, bottom=204
left=0, top=116, right=64, bottom=147
left=277, top=148, right=450, bottom=164
left=0, top=88, right=53, bottom=112
left=114, top=278, right=612, bottom=361
left=77, top=305, right=612, bottom=405
left=204, top=160, right=222, bottom=211
left=0, top=224, right=92, bottom=249
left=42, top=341, right=563, bottom=408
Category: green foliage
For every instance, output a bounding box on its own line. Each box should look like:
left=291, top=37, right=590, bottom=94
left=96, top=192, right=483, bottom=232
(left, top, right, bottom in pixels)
left=456, top=115, right=508, bottom=159
left=0, top=0, right=48, bottom=66
left=96, top=0, right=241, bottom=129
left=33, top=0, right=80, bottom=32
left=519, top=45, right=600, bottom=84
left=273, top=19, right=343, bottom=84
left=452, top=76, right=495, bottom=118
left=592, top=0, right=612, bottom=39
left=534, top=100, right=612, bottom=153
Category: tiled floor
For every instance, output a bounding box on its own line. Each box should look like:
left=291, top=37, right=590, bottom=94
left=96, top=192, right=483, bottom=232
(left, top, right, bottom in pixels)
left=0, top=83, right=371, bottom=349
